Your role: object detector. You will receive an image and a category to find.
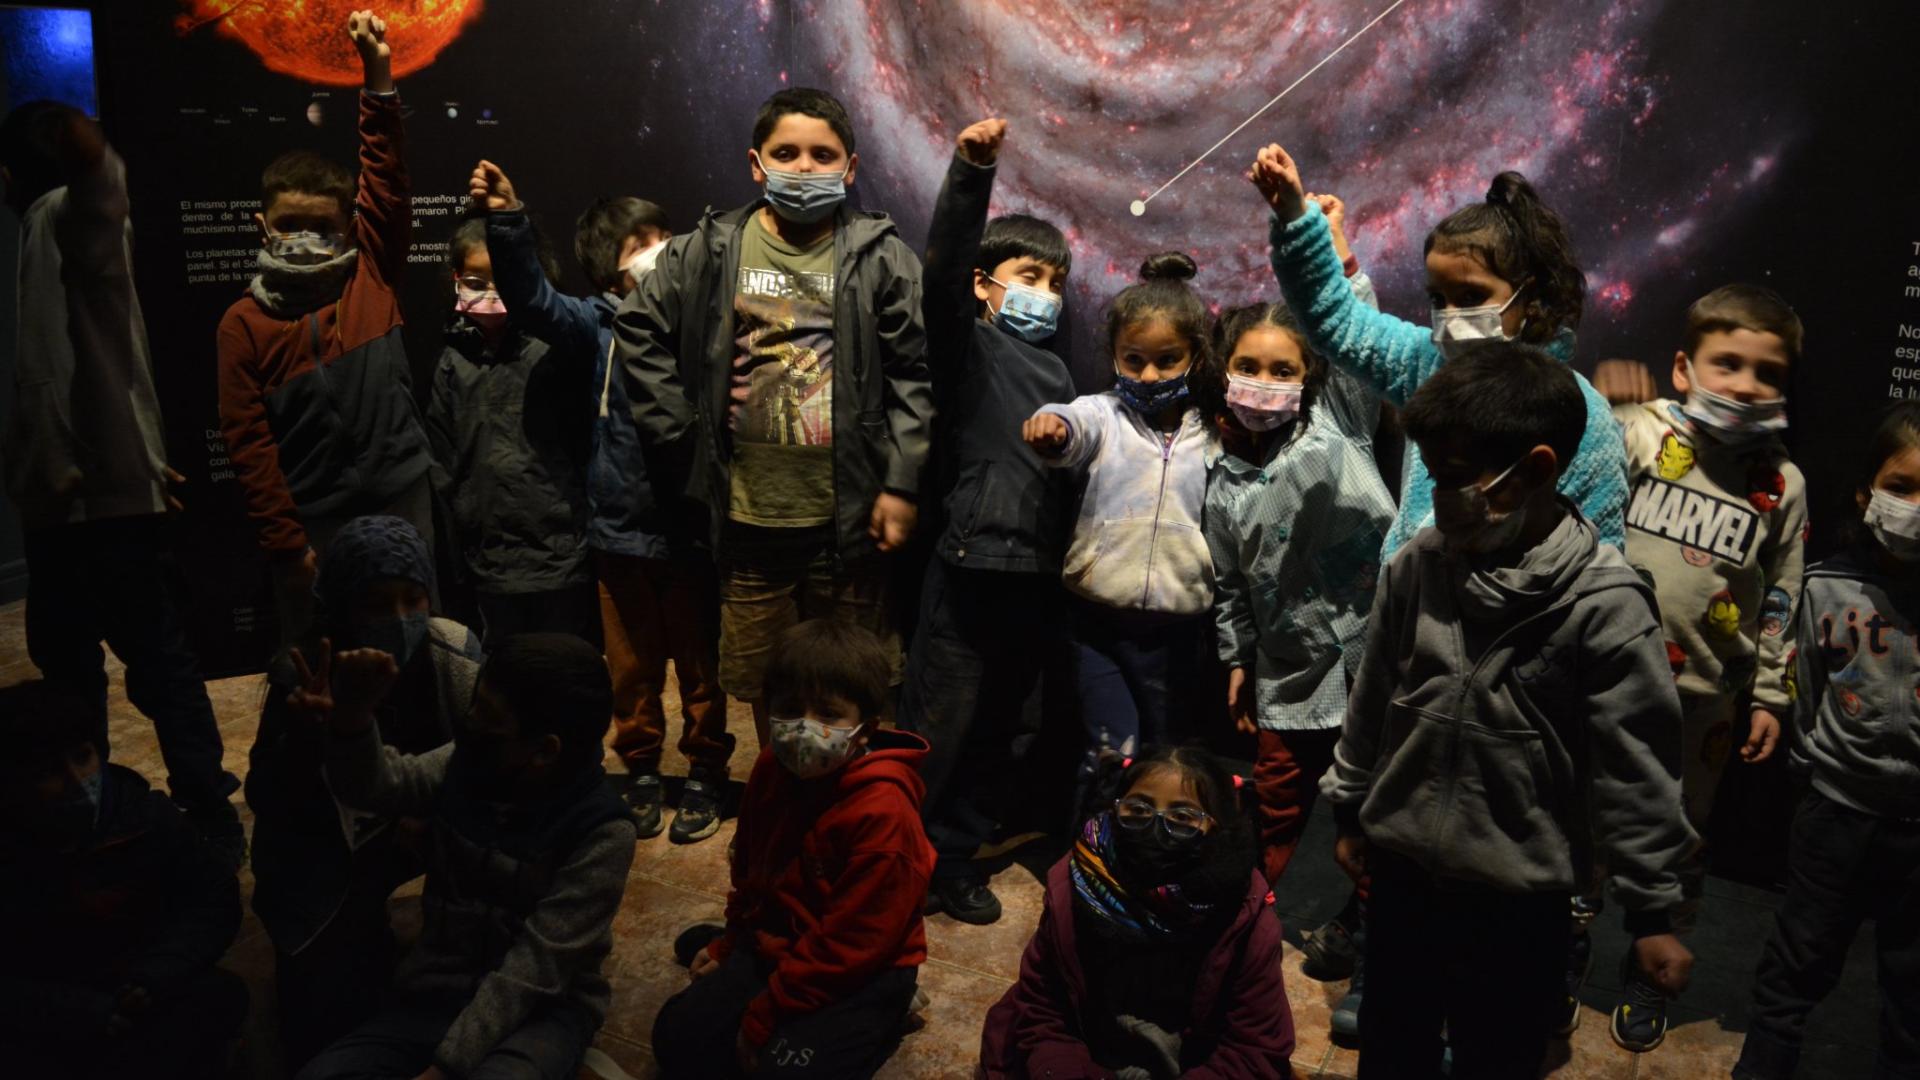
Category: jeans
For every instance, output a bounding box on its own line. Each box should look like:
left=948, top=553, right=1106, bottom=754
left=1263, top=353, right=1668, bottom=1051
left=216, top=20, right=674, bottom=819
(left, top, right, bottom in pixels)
left=716, top=534, right=898, bottom=702
left=897, top=559, right=1067, bottom=876
left=1358, top=849, right=1565, bottom=1080
left=1737, top=790, right=1920, bottom=1080
left=475, top=582, right=602, bottom=648
left=23, top=515, right=238, bottom=817
left=598, top=550, right=730, bottom=778
left=652, top=949, right=916, bottom=1079
left=1071, top=600, right=1205, bottom=776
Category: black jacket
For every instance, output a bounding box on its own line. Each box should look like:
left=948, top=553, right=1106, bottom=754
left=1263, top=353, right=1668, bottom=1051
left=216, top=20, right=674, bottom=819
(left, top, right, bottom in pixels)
left=427, top=317, right=594, bottom=592
left=923, top=154, right=1077, bottom=574
left=0, top=765, right=242, bottom=1041
left=613, top=200, right=933, bottom=562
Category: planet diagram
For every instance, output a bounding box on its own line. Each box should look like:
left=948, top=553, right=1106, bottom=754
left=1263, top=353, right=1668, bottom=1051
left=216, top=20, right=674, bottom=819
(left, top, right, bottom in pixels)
left=174, top=0, right=483, bottom=86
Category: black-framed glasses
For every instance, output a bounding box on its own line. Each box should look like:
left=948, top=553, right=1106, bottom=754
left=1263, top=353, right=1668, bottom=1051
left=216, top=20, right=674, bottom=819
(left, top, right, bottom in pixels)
left=1113, top=797, right=1211, bottom=839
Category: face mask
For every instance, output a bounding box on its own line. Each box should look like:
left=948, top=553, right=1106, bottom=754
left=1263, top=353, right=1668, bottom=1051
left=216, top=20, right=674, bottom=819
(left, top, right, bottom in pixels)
left=769, top=716, right=863, bottom=780
left=1113, top=369, right=1191, bottom=416
left=1430, top=287, right=1525, bottom=361
left=622, top=240, right=666, bottom=285
left=1113, top=814, right=1205, bottom=885
left=265, top=230, right=351, bottom=267
left=1865, top=489, right=1920, bottom=561
left=26, top=768, right=103, bottom=852
left=1431, top=455, right=1532, bottom=554
left=988, top=278, right=1062, bottom=343
left=1681, top=362, right=1787, bottom=442
left=357, top=611, right=431, bottom=669
left=456, top=284, right=508, bottom=333
left=753, top=151, right=847, bottom=225
left=1225, top=375, right=1304, bottom=432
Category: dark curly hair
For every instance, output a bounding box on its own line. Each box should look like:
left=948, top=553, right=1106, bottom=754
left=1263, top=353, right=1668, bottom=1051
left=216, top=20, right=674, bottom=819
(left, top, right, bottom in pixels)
left=1198, top=301, right=1326, bottom=439
left=1425, top=171, right=1585, bottom=344
left=1105, top=251, right=1214, bottom=390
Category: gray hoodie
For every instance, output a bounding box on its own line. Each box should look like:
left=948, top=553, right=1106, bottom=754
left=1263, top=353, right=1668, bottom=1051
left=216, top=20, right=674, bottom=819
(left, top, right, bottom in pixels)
left=1322, top=504, right=1695, bottom=926
left=1790, top=548, right=1920, bottom=820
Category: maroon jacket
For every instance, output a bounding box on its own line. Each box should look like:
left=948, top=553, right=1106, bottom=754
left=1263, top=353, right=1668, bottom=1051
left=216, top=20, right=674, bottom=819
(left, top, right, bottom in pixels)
left=979, top=858, right=1295, bottom=1079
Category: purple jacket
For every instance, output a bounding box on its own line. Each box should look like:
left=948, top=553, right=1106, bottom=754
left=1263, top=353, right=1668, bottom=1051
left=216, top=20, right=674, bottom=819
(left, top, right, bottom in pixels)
left=979, top=858, right=1296, bottom=1079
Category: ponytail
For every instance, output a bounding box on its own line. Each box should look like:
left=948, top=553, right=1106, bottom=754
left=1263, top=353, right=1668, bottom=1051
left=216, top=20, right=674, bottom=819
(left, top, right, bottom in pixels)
left=1426, top=171, right=1586, bottom=343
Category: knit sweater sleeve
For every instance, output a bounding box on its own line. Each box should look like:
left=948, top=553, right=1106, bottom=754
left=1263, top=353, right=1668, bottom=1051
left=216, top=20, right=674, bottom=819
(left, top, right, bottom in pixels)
left=1269, top=203, right=1441, bottom=408
left=1561, top=377, right=1630, bottom=550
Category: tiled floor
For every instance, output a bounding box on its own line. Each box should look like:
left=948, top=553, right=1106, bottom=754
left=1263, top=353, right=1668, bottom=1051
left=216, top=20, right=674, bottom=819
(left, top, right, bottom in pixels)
left=1, top=599, right=1879, bottom=1079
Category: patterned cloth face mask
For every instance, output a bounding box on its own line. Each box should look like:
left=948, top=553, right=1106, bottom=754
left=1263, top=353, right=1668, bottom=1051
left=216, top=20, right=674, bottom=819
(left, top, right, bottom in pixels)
left=770, top=716, right=863, bottom=779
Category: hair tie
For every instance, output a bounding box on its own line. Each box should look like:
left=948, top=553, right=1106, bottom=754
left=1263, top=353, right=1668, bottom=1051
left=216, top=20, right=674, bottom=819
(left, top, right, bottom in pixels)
left=1121, top=757, right=1133, bottom=769
left=1231, top=774, right=1245, bottom=790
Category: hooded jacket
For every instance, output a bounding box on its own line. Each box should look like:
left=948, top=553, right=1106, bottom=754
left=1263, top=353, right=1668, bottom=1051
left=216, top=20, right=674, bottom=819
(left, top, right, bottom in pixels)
left=426, top=313, right=593, bottom=594
left=4, top=145, right=171, bottom=529
left=1790, top=547, right=1920, bottom=820
left=706, top=729, right=936, bottom=1049
left=216, top=91, right=430, bottom=557
left=246, top=617, right=479, bottom=953
left=1266, top=201, right=1629, bottom=558
left=1037, top=395, right=1219, bottom=615
left=1321, top=506, right=1695, bottom=930
left=484, top=209, right=670, bottom=559
left=1616, top=399, right=1805, bottom=709
left=923, top=154, right=1078, bottom=574
left=978, top=859, right=1295, bottom=1079
left=324, top=714, right=635, bottom=1077
left=613, top=200, right=933, bottom=561
left=0, top=765, right=241, bottom=1042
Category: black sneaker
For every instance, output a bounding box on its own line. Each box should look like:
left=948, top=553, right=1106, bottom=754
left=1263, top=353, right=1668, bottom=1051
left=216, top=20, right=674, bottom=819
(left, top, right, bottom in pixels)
left=1330, top=948, right=1365, bottom=1040
left=672, top=920, right=727, bottom=968
left=670, top=778, right=722, bottom=844
left=1558, top=929, right=1593, bottom=1036
left=1301, top=915, right=1359, bottom=981
left=1610, top=962, right=1670, bottom=1053
left=926, top=874, right=1003, bottom=925
left=623, top=773, right=665, bottom=839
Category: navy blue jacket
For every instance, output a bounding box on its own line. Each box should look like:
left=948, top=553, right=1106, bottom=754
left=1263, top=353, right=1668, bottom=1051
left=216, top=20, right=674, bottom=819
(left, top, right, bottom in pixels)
left=923, top=154, right=1076, bottom=573
left=487, top=209, right=670, bottom=559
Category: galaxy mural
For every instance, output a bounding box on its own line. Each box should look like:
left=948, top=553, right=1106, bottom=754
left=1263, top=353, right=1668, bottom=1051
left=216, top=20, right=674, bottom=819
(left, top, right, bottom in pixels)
left=85, top=0, right=1914, bottom=671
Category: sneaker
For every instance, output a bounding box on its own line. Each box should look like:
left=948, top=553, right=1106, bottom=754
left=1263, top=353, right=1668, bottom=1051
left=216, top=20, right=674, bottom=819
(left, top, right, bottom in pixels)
left=623, top=773, right=665, bottom=839
left=671, top=920, right=727, bottom=968
left=1610, top=963, right=1670, bottom=1053
left=670, top=778, right=722, bottom=844
left=925, top=874, right=1003, bottom=925
left=1557, top=929, right=1593, bottom=1036
left=1330, top=950, right=1365, bottom=1041
left=1301, top=915, right=1359, bottom=981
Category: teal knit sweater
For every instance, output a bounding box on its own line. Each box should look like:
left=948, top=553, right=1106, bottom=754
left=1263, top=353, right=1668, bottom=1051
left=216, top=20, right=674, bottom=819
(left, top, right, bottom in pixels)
left=1267, top=203, right=1628, bottom=557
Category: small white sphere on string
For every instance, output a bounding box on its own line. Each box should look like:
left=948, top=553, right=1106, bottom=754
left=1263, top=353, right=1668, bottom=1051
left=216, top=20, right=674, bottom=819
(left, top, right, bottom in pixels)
left=1129, top=199, right=1147, bottom=217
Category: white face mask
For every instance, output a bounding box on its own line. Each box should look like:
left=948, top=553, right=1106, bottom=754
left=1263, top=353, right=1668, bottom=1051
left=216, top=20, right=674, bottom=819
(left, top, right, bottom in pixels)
left=1865, top=489, right=1920, bottom=561
left=265, top=229, right=352, bottom=267
left=621, top=239, right=667, bottom=286
left=1680, top=361, right=1787, bottom=442
left=770, top=716, right=863, bottom=780
left=1430, top=288, right=1525, bottom=361
left=1430, top=454, right=1532, bottom=554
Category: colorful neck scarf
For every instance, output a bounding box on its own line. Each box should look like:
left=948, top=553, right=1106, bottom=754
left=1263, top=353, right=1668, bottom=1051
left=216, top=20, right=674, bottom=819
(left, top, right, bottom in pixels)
left=1069, top=812, right=1220, bottom=938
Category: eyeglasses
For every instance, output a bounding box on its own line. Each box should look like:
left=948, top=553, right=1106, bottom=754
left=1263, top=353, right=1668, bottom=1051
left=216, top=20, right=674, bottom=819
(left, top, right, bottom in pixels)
left=1113, top=797, right=1211, bottom=840
left=455, top=275, right=496, bottom=293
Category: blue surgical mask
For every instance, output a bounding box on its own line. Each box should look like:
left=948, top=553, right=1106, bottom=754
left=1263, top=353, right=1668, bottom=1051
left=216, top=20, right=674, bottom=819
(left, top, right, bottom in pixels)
left=358, top=611, right=431, bottom=669
left=1113, top=369, right=1191, bottom=415
left=753, top=152, right=847, bottom=225
left=989, top=278, right=1062, bottom=343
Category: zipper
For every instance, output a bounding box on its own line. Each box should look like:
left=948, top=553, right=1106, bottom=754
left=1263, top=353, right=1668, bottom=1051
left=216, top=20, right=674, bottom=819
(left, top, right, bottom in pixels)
left=1139, top=425, right=1177, bottom=609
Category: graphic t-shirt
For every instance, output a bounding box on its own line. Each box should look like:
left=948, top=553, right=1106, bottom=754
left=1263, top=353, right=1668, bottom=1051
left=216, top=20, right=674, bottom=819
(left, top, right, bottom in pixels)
left=729, top=214, right=837, bottom=528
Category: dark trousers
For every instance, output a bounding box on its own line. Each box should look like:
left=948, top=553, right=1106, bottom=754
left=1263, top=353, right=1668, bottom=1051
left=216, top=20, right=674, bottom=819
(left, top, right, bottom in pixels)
left=476, top=582, right=603, bottom=648
left=1358, top=849, right=1565, bottom=1080
left=598, top=550, right=730, bottom=778
left=296, top=995, right=596, bottom=1080
left=652, top=949, right=916, bottom=1079
left=1071, top=600, right=1206, bottom=777
left=1737, top=790, right=1920, bottom=1080
left=12, top=967, right=249, bottom=1080
left=274, top=869, right=403, bottom=1071
left=1253, top=727, right=1341, bottom=887
left=23, top=516, right=237, bottom=816
left=898, top=560, right=1065, bottom=876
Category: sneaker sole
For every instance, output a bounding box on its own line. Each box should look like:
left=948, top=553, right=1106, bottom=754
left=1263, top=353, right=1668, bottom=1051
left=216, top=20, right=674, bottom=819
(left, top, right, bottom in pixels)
left=1609, top=1008, right=1667, bottom=1053
left=633, top=817, right=665, bottom=840
left=670, top=818, right=721, bottom=844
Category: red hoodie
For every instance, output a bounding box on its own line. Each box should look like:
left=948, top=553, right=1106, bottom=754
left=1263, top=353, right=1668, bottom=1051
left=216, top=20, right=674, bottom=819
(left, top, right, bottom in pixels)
left=708, top=728, right=935, bottom=1048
